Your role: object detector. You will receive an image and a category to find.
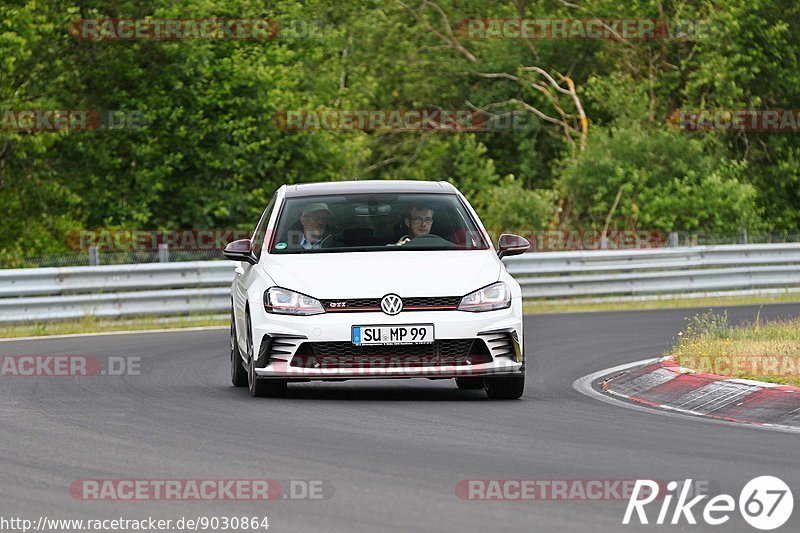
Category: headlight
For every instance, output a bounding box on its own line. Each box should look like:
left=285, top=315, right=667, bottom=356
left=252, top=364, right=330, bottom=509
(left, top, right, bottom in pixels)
left=458, top=282, right=511, bottom=312
left=264, top=287, right=325, bottom=315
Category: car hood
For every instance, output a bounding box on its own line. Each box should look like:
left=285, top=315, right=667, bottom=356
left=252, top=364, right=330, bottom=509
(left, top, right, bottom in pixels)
left=262, top=250, right=501, bottom=299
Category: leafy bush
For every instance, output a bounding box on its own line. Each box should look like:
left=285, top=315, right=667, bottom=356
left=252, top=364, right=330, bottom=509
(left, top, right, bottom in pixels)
left=556, top=124, right=765, bottom=233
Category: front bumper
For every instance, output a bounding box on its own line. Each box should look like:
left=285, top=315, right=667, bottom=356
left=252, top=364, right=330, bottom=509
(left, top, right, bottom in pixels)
left=256, top=358, right=521, bottom=380
left=251, top=300, right=524, bottom=380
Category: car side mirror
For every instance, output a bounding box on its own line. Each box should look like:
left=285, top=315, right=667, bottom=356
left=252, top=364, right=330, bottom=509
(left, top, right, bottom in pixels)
left=223, top=239, right=258, bottom=265
left=497, top=234, right=530, bottom=259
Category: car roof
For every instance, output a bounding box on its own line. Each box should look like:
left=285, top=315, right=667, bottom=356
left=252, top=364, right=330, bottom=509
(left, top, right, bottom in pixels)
left=283, top=180, right=457, bottom=197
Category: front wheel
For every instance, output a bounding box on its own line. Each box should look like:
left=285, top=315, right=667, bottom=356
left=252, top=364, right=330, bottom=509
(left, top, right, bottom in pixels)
left=485, top=375, right=524, bottom=399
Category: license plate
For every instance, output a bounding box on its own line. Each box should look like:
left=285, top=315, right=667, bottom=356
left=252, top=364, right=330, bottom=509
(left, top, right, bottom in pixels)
left=352, top=324, right=434, bottom=345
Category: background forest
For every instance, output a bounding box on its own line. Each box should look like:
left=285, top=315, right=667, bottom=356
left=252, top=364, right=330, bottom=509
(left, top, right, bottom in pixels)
left=2, top=0, right=798, bottom=264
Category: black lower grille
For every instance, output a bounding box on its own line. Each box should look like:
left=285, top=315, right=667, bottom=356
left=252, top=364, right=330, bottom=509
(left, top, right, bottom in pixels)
left=290, top=339, right=491, bottom=369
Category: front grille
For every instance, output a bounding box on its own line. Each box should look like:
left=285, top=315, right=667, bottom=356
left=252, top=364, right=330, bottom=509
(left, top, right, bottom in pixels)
left=319, top=296, right=461, bottom=312
left=290, top=339, right=491, bottom=369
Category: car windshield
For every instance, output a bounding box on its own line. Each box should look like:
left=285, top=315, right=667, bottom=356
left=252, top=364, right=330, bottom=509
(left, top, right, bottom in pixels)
left=269, top=193, right=490, bottom=253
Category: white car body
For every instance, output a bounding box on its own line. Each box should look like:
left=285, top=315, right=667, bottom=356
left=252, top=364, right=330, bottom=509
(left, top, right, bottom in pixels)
left=227, top=180, right=528, bottom=398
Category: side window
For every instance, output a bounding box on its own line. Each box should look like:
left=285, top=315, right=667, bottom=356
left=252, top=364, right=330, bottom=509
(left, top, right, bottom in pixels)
left=251, top=196, right=276, bottom=260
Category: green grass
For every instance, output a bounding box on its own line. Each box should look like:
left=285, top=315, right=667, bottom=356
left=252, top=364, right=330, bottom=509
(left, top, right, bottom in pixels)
left=0, top=314, right=228, bottom=339
left=523, top=293, right=800, bottom=314
left=670, top=311, right=800, bottom=386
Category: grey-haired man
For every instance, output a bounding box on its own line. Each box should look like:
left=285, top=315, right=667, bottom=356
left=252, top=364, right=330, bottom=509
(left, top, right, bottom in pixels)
left=298, top=202, right=335, bottom=250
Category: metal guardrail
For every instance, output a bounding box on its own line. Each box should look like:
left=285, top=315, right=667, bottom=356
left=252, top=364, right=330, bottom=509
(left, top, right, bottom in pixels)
left=503, top=243, right=800, bottom=299
left=1, top=244, right=799, bottom=323
left=0, top=262, right=233, bottom=323
left=0, top=262, right=233, bottom=298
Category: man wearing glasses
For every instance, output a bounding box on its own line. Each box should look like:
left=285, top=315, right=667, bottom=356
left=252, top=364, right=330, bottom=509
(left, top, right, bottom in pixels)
left=394, top=205, right=434, bottom=246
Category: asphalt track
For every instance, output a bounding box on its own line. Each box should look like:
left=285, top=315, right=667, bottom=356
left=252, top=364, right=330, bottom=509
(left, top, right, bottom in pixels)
left=2, top=304, right=800, bottom=533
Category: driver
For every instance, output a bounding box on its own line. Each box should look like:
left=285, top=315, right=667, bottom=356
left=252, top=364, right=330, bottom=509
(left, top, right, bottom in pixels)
left=394, top=205, right=434, bottom=246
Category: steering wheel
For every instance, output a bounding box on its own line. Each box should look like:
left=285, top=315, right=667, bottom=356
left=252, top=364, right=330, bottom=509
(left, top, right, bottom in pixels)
left=403, top=233, right=454, bottom=249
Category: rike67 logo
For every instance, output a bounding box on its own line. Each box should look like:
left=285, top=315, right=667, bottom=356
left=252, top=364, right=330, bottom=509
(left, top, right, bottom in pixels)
left=624, top=476, right=793, bottom=530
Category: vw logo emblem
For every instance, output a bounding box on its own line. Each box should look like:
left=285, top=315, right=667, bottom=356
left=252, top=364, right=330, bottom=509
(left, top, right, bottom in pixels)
left=380, top=294, right=403, bottom=315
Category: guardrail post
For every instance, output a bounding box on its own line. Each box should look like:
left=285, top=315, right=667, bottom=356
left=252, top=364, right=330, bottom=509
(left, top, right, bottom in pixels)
left=158, top=243, right=170, bottom=263
left=739, top=229, right=748, bottom=244
left=88, top=246, right=100, bottom=266
left=668, top=232, right=679, bottom=247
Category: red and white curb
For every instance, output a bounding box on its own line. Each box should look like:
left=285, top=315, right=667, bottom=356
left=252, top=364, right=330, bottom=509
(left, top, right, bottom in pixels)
left=598, top=357, right=800, bottom=431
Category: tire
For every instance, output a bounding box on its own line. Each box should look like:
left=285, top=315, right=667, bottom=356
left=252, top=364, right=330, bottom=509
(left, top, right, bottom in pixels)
left=230, top=310, right=247, bottom=387
left=455, top=377, right=485, bottom=390
left=485, top=375, right=524, bottom=399
left=246, top=313, right=287, bottom=398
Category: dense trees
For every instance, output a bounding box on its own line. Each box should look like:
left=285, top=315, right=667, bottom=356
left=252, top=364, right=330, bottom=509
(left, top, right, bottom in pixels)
left=1, top=0, right=797, bottom=263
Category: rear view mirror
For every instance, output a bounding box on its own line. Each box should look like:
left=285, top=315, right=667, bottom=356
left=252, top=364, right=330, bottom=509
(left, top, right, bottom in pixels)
left=355, top=204, right=392, bottom=216
left=223, top=239, right=257, bottom=265
left=497, top=234, right=530, bottom=258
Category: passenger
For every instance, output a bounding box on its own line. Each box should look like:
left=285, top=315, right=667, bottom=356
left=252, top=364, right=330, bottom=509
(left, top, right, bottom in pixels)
left=297, top=202, right=335, bottom=250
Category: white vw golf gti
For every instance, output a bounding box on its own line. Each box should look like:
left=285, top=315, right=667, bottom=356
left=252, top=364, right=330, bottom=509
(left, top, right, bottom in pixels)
left=225, top=181, right=529, bottom=398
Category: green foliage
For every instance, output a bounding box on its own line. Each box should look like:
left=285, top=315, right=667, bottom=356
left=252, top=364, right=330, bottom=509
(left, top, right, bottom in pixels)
left=0, top=0, right=796, bottom=264
left=557, top=123, right=764, bottom=232
left=680, top=311, right=732, bottom=342
left=473, top=176, right=556, bottom=236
